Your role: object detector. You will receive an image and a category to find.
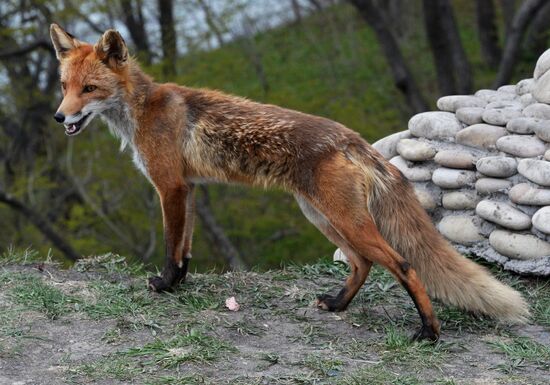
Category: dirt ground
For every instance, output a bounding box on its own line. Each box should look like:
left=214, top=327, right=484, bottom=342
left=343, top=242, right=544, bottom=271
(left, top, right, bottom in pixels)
left=0, top=254, right=548, bottom=385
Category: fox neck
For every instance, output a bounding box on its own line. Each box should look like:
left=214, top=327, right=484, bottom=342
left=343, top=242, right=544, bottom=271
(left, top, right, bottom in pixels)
left=100, top=61, right=153, bottom=151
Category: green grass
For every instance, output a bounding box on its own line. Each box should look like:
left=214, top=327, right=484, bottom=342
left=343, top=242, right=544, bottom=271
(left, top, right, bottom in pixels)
left=489, top=336, right=550, bottom=372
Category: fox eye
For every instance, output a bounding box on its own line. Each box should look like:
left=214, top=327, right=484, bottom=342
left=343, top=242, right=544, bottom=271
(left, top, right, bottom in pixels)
left=83, top=85, right=97, bottom=93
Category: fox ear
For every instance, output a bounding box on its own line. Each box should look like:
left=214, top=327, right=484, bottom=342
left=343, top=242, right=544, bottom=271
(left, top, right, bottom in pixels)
left=94, top=29, right=128, bottom=69
left=50, top=23, right=81, bottom=60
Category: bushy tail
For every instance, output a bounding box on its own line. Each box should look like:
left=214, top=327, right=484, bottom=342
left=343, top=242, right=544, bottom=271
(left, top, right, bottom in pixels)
left=369, top=174, right=530, bottom=324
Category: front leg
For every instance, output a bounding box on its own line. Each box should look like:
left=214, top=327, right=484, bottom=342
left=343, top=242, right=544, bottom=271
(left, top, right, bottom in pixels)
left=148, top=183, right=191, bottom=292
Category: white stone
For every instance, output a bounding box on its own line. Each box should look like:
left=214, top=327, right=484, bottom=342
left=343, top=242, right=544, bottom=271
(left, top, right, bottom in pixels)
left=414, top=186, right=437, bottom=210
left=516, top=78, right=535, bottom=95
left=396, top=139, right=436, bottom=161
left=489, top=230, right=550, bottom=260
left=517, top=159, right=550, bottom=187
left=520, top=93, right=536, bottom=106
left=475, top=178, right=513, bottom=195
left=485, top=100, right=522, bottom=110
left=475, top=89, right=515, bottom=102
left=533, top=69, right=550, bottom=104
left=408, top=112, right=462, bottom=139
left=533, top=206, right=550, bottom=234
left=333, top=248, right=348, bottom=264
left=389, top=156, right=432, bottom=182
left=437, top=216, right=484, bottom=245
left=509, top=183, right=550, bottom=205
left=434, top=150, right=476, bottom=169
left=456, top=107, right=484, bottom=125
left=482, top=107, right=522, bottom=126
left=437, top=95, right=487, bottom=112
left=534, top=48, right=550, bottom=80
left=523, top=103, right=550, bottom=120
left=496, top=135, right=546, bottom=157
left=533, top=120, right=550, bottom=142
left=497, top=85, right=517, bottom=94
left=456, top=124, right=507, bottom=150
left=432, top=168, right=476, bottom=189
left=475, top=200, right=531, bottom=230
left=442, top=191, right=480, bottom=210
left=372, top=130, right=411, bottom=160
left=546, top=149, right=550, bottom=161
left=506, top=117, right=539, bottom=134
left=476, top=156, right=517, bottom=177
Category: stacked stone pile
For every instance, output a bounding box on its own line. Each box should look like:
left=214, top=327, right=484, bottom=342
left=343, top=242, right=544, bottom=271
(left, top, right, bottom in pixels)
left=367, top=50, right=550, bottom=276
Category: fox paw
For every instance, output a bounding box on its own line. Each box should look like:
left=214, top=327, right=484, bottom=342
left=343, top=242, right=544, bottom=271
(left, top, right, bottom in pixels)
left=316, top=294, right=347, bottom=312
left=148, top=276, right=174, bottom=293
left=412, top=325, right=440, bottom=343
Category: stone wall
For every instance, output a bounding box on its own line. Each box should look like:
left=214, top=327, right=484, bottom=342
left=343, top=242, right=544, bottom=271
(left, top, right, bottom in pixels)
left=367, top=50, right=550, bottom=276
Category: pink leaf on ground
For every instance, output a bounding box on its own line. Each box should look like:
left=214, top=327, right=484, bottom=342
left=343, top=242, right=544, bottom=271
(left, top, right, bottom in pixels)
left=225, top=296, right=240, bottom=311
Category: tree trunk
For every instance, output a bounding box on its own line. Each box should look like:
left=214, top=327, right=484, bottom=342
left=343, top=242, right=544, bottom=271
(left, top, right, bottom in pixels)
left=476, top=0, right=502, bottom=68
left=196, top=0, right=226, bottom=47
left=196, top=186, right=246, bottom=271
left=526, top=1, right=550, bottom=58
left=157, top=0, right=177, bottom=77
left=120, top=0, right=151, bottom=65
left=0, top=190, right=80, bottom=262
left=500, top=0, right=517, bottom=39
left=349, top=0, right=428, bottom=113
left=493, top=0, right=547, bottom=87
left=423, top=0, right=458, bottom=95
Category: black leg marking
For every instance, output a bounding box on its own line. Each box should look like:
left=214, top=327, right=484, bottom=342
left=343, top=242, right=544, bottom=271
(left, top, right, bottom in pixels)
left=148, top=255, right=191, bottom=293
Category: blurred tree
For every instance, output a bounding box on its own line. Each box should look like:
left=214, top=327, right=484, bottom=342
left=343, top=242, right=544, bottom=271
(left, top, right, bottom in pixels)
left=348, top=0, right=428, bottom=113
left=157, top=0, right=177, bottom=76
left=476, top=0, right=502, bottom=69
left=119, top=0, right=152, bottom=65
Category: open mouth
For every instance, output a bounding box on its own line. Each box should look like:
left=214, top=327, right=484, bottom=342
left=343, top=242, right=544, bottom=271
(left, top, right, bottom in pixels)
left=64, top=113, right=92, bottom=136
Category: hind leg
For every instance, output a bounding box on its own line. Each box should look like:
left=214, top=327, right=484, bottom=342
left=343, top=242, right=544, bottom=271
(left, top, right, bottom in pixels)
left=295, top=195, right=373, bottom=312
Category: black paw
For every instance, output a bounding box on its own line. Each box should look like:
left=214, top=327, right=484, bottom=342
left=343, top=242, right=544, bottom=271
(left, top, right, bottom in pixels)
left=316, top=294, right=347, bottom=312
left=412, top=325, right=440, bottom=343
left=148, top=275, right=174, bottom=292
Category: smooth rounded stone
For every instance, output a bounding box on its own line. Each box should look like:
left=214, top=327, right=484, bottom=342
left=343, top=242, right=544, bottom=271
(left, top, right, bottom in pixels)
left=437, top=95, right=487, bottom=112
left=546, top=149, right=550, bottom=161
left=475, top=178, right=513, bottom=194
left=476, top=156, right=517, bottom=177
left=533, top=120, right=550, bottom=142
left=372, top=130, right=411, bottom=159
left=333, top=248, right=348, bottom=264
left=534, top=48, right=550, bottom=80
left=489, top=230, right=550, bottom=260
left=520, top=93, right=536, bottom=106
left=516, top=78, right=535, bottom=95
left=408, top=112, right=462, bottom=139
left=533, top=206, right=550, bottom=234
left=496, top=135, right=546, bottom=157
left=506, top=117, right=539, bottom=134
left=497, top=85, right=517, bottom=94
left=475, top=200, right=532, bottom=230
left=442, top=191, right=480, bottom=210
left=485, top=100, right=522, bottom=109
left=518, top=159, right=550, bottom=187
left=414, top=186, right=437, bottom=210
left=523, top=103, right=550, bottom=120
left=434, top=150, right=476, bottom=169
left=533, top=69, right=550, bottom=104
left=396, top=139, right=436, bottom=161
left=455, top=107, right=484, bottom=125
left=456, top=124, right=507, bottom=150
left=509, top=183, right=550, bottom=205
left=482, top=107, right=522, bottom=126
left=389, top=156, right=432, bottom=182
left=475, top=89, right=515, bottom=102
left=432, top=168, right=476, bottom=189
left=437, top=216, right=484, bottom=245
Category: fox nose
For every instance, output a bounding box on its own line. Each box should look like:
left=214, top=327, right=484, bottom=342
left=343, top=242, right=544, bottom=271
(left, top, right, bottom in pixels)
left=53, top=112, right=65, bottom=123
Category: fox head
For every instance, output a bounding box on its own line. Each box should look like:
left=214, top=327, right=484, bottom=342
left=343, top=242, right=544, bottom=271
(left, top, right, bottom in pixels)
left=50, top=23, right=130, bottom=136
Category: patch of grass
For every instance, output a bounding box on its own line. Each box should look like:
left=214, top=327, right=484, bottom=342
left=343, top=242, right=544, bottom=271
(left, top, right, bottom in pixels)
left=519, top=278, right=550, bottom=327
left=122, top=328, right=236, bottom=367
left=5, top=273, right=77, bottom=319
left=65, top=355, right=141, bottom=382
left=74, top=253, right=144, bottom=276
left=285, top=260, right=349, bottom=280
left=0, top=247, right=46, bottom=267
left=336, top=364, right=421, bottom=385
left=489, top=336, right=550, bottom=371
left=301, top=353, right=344, bottom=377
left=147, top=374, right=208, bottom=385
left=224, top=317, right=266, bottom=336
left=288, top=323, right=332, bottom=346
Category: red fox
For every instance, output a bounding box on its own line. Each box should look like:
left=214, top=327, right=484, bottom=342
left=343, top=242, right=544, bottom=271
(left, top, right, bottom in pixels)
left=50, top=24, right=529, bottom=341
